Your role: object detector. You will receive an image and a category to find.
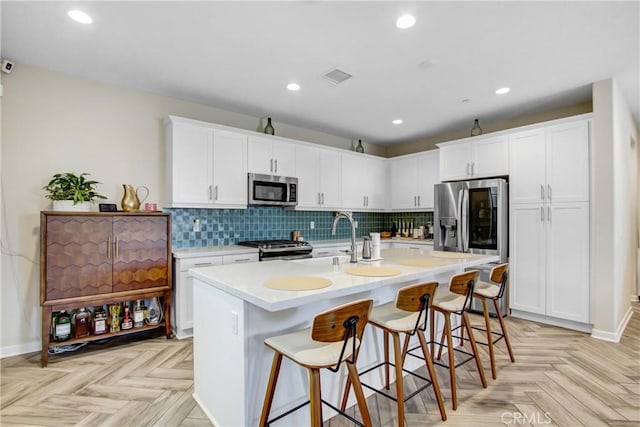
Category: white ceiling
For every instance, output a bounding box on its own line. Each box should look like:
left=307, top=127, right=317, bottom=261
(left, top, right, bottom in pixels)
left=2, top=1, right=639, bottom=145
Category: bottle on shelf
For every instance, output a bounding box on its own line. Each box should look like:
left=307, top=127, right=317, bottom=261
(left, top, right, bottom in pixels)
left=133, top=300, right=145, bottom=328
left=52, top=310, right=72, bottom=341
left=121, top=306, right=133, bottom=330
left=471, top=118, right=483, bottom=136
left=108, top=304, right=121, bottom=333
left=93, top=305, right=108, bottom=335
left=355, top=139, right=364, bottom=153
left=74, top=307, right=92, bottom=338
left=145, top=298, right=162, bottom=325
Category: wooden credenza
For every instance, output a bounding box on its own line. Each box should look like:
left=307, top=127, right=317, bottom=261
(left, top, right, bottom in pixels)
left=40, top=211, right=172, bottom=367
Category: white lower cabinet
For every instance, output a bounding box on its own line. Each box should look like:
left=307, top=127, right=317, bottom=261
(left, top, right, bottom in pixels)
left=510, top=202, right=590, bottom=324
left=172, top=252, right=258, bottom=339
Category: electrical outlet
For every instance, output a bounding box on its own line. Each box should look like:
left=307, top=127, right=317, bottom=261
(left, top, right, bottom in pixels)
left=310, top=221, right=315, bottom=229
left=193, top=218, right=200, bottom=232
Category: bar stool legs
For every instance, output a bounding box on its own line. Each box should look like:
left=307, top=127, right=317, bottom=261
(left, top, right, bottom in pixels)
left=341, top=282, right=447, bottom=425
left=429, top=270, right=488, bottom=411
left=472, top=263, right=515, bottom=379
left=260, top=299, right=373, bottom=427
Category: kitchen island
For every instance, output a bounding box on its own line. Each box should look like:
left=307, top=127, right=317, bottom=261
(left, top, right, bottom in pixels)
left=190, top=246, right=498, bottom=426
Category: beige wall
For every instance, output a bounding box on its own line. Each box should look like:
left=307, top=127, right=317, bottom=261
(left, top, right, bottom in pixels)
left=591, top=79, right=639, bottom=340
left=385, top=102, right=593, bottom=158
left=0, top=65, right=383, bottom=356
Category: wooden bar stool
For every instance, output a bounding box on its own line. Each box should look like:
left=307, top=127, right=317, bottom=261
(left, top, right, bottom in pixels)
left=429, top=270, right=487, bottom=410
left=340, top=282, right=447, bottom=426
left=471, top=263, right=515, bottom=379
left=259, top=299, right=373, bottom=427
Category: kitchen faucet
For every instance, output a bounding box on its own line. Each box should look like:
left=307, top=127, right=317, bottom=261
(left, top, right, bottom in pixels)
left=331, top=211, right=358, bottom=263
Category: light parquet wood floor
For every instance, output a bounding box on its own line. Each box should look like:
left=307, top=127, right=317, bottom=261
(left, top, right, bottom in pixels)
left=2, top=305, right=639, bottom=427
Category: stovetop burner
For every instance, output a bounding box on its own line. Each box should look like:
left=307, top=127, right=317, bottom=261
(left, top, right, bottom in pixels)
left=238, top=239, right=311, bottom=249
left=238, top=239, right=313, bottom=261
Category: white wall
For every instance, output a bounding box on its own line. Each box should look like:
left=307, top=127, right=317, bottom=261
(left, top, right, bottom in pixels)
left=0, top=65, right=383, bottom=357
left=591, top=79, right=639, bottom=341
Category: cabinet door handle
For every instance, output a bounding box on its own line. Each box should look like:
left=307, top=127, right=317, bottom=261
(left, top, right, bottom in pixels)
left=214, top=185, right=219, bottom=200
left=547, top=206, right=551, bottom=222
left=114, top=235, right=119, bottom=258
left=274, top=159, right=278, bottom=174
left=540, top=185, right=545, bottom=201
left=270, top=159, right=273, bottom=173
left=471, top=162, right=475, bottom=176
left=316, top=251, right=329, bottom=256
left=540, top=207, right=544, bottom=222
left=209, top=185, right=213, bottom=201
left=194, top=262, right=215, bottom=267
left=321, top=193, right=325, bottom=205
left=233, top=258, right=252, bottom=263
left=417, top=195, right=421, bottom=206
left=107, top=237, right=111, bottom=259
left=318, top=193, right=321, bottom=205
left=548, top=184, right=552, bottom=202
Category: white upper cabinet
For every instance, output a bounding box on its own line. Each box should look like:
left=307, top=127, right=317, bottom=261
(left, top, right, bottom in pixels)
left=438, top=136, right=508, bottom=181
left=295, top=144, right=341, bottom=210
left=341, top=153, right=386, bottom=211
left=510, top=120, right=589, bottom=204
left=248, top=136, right=295, bottom=177
left=390, top=150, right=439, bottom=210
left=165, top=116, right=247, bottom=209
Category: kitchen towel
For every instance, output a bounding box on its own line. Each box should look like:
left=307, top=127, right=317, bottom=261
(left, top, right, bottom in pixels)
left=370, top=232, right=381, bottom=260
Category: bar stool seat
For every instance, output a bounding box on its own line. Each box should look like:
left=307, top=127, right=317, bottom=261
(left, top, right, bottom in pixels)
left=473, top=281, right=500, bottom=298
left=265, top=331, right=359, bottom=368
left=260, top=299, right=373, bottom=427
left=341, top=282, right=447, bottom=426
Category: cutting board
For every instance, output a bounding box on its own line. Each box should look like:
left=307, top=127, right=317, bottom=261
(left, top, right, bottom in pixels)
left=346, top=266, right=401, bottom=277
left=264, top=276, right=332, bottom=291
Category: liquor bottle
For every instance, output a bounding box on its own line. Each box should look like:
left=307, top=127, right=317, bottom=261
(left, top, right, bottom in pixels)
left=263, top=117, right=275, bottom=135
left=74, top=307, right=92, bottom=338
left=52, top=310, right=72, bottom=341
left=93, top=305, right=108, bottom=335
left=121, top=306, right=133, bottom=330
left=133, top=300, right=144, bottom=328
left=109, top=304, right=121, bottom=333
left=145, top=297, right=162, bottom=325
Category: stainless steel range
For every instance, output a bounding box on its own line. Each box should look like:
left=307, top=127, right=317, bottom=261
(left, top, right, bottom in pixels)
left=238, top=239, right=313, bottom=261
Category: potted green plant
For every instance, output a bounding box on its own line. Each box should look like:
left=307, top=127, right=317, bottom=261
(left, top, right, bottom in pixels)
left=43, top=172, right=107, bottom=211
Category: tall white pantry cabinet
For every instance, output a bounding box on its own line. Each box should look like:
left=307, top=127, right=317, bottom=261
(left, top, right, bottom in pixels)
left=509, top=119, right=591, bottom=326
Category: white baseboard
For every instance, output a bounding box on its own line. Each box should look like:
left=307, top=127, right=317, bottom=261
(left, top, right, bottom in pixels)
left=0, top=340, right=40, bottom=359
left=591, top=305, right=634, bottom=343
left=510, top=310, right=592, bottom=333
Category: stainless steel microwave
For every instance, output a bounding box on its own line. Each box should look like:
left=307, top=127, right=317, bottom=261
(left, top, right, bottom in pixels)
left=248, top=173, right=298, bottom=207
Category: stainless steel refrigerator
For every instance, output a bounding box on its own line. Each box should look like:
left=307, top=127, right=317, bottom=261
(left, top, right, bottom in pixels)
left=434, top=178, right=509, bottom=316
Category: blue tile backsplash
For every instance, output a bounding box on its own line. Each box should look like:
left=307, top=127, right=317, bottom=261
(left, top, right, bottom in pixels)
left=167, top=207, right=433, bottom=248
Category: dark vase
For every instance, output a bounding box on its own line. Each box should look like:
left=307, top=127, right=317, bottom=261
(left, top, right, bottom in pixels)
left=355, top=139, right=364, bottom=153
left=471, top=119, right=483, bottom=136
left=264, top=117, right=275, bottom=135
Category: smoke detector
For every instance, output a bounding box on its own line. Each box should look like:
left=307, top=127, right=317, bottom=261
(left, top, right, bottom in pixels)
left=322, top=68, right=352, bottom=85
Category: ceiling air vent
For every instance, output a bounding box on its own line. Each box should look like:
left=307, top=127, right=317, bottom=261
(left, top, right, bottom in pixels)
left=322, top=68, right=352, bottom=85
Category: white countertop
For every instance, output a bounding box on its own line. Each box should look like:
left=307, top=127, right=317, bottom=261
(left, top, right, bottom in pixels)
left=173, top=237, right=434, bottom=259
left=190, top=247, right=497, bottom=312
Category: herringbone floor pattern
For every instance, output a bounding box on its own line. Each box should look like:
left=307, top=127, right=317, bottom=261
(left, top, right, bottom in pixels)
left=2, top=305, right=638, bottom=427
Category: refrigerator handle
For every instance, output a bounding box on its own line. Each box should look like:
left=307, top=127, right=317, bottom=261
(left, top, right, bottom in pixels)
left=460, top=188, right=468, bottom=252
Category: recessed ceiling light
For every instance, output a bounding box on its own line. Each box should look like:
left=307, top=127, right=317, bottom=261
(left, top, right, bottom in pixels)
left=396, top=14, right=416, bottom=29
left=68, top=10, right=92, bottom=24
left=392, top=119, right=403, bottom=125
left=286, top=83, right=300, bottom=91
left=495, top=87, right=511, bottom=95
